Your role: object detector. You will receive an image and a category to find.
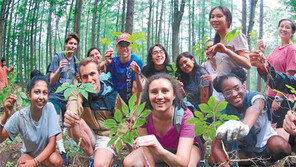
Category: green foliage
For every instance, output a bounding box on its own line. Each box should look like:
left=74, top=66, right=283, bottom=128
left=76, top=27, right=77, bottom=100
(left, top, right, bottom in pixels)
left=0, top=72, right=29, bottom=110
left=166, top=63, right=179, bottom=80
left=273, top=85, right=296, bottom=110
left=101, top=38, right=111, bottom=47
left=102, top=93, right=152, bottom=153
left=56, top=83, right=97, bottom=101
left=5, top=161, right=14, bottom=167
left=224, top=26, right=243, bottom=44
left=187, top=96, right=239, bottom=141
left=193, top=35, right=209, bottom=62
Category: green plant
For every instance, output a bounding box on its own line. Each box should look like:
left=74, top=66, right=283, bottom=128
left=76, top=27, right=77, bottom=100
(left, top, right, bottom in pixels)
left=224, top=26, right=243, bottom=44
left=5, top=161, right=14, bottom=167
left=193, top=35, right=209, bottom=62
left=102, top=93, right=152, bottom=153
left=101, top=32, right=146, bottom=52
left=166, top=63, right=179, bottom=80
left=186, top=96, right=239, bottom=141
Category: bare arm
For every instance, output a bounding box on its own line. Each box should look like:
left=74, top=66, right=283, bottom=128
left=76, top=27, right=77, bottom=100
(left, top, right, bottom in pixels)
left=35, top=135, right=56, bottom=163
left=158, top=137, right=194, bottom=167
left=1, top=94, right=17, bottom=142
left=49, top=59, right=68, bottom=85
left=242, top=98, right=264, bottom=128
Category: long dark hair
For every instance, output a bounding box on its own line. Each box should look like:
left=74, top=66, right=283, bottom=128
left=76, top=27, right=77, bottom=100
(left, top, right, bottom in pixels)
left=176, top=52, right=199, bottom=86
left=209, top=6, right=232, bottom=44
left=142, top=73, right=185, bottom=110
left=147, top=44, right=169, bottom=69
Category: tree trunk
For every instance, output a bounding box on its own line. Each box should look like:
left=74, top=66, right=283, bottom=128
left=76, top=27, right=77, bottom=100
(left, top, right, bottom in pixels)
left=121, top=0, right=126, bottom=32
left=125, top=0, right=135, bottom=34
left=54, top=17, right=60, bottom=56
left=147, top=0, right=152, bottom=50
left=157, top=0, right=164, bottom=43
left=155, top=0, right=160, bottom=43
left=6, top=0, right=15, bottom=65
left=38, top=1, right=45, bottom=71
left=2, top=0, right=12, bottom=62
left=257, top=0, right=264, bottom=92
left=191, top=0, right=195, bottom=54
left=30, top=0, right=38, bottom=70
left=116, top=0, right=121, bottom=32
left=242, top=0, right=247, bottom=35
left=96, top=0, right=103, bottom=49
left=0, top=0, right=8, bottom=58
left=65, top=0, right=75, bottom=40
left=172, top=0, right=185, bottom=61
left=85, top=5, right=90, bottom=56
left=46, top=3, right=53, bottom=67
left=74, top=0, right=83, bottom=59
left=91, top=0, right=98, bottom=47
left=246, top=0, right=258, bottom=89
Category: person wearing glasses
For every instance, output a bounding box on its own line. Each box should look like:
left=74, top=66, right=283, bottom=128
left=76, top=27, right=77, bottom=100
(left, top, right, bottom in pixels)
left=209, top=67, right=290, bottom=166
left=142, top=44, right=172, bottom=78
left=107, top=33, right=143, bottom=103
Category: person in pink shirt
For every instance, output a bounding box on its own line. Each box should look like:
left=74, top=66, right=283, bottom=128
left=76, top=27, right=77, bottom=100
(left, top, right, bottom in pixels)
left=0, top=58, right=14, bottom=93
left=123, top=73, right=201, bottom=167
left=258, top=19, right=296, bottom=140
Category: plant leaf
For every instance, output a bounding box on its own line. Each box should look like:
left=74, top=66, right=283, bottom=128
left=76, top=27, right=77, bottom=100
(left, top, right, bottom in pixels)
left=114, top=109, right=123, bottom=123
left=199, top=103, right=211, bottom=113
left=64, top=87, right=75, bottom=100
left=109, top=127, right=119, bottom=137
left=194, top=111, right=205, bottom=120
left=122, top=103, right=129, bottom=115
left=102, top=119, right=117, bottom=129
left=79, top=89, right=88, bottom=100
left=133, top=117, right=146, bottom=128
left=137, top=102, right=146, bottom=116
left=216, top=101, right=228, bottom=112
left=107, top=134, right=119, bottom=147
left=139, top=109, right=152, bottom=118
left=186, top=117, right=199, bottom=124
left=115, top=139, right=123, bottom=153
left=128, top=93, right=137, bottom=109
left=207, top=96, right=217, bottom=111
left=83, top=83, right=97, bottom=93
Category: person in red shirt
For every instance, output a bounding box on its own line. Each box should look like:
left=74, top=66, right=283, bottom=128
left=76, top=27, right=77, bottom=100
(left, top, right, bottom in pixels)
left=0, top=58, right=14, bottom=93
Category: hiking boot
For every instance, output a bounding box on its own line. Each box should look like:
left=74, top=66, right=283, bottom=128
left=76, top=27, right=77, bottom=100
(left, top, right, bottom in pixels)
left=60, top=151, right=70, bottom=166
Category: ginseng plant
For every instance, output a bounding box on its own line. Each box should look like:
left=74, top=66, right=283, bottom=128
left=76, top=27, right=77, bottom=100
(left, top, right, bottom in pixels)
left=102, top=92, right=152, bottom=155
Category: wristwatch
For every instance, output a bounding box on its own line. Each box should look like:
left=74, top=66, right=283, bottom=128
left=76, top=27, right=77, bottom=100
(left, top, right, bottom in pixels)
left=275, top=95, right=284, bottom=102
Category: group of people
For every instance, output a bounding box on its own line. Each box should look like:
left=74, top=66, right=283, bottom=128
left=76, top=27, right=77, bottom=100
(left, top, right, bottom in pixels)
left=1, top=5, right=296, bottom=167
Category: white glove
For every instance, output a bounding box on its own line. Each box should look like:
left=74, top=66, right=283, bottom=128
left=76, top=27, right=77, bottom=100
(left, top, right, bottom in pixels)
left=216, top=120, right=250, bottom=142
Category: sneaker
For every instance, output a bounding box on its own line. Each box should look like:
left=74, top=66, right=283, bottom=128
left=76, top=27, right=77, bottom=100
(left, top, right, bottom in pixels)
left=60, top=151, right=70, bottom=166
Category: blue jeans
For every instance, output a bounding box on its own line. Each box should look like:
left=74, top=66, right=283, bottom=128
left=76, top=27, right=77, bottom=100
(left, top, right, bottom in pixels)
left=48, top=98, right=66, bottom=128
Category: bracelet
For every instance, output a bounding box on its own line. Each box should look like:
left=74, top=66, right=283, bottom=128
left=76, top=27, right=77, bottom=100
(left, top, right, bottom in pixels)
left=34, top=157, right=40, bottom=166
left=33, top=158, right=38, bottom=167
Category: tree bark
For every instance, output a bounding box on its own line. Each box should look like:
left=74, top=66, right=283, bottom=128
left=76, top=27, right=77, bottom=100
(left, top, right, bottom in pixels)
left=65, top=0, right=75, bottom=40
left=91, top=0, right=99, bottom=47
left=74, top=0, right=83, bottom=59
left=246, top=0, right=258, bottom=89
left=242, top=0, right=247, bottom=35
left=121, top=0, right=126, bottom=32
left=257, top=0, right=264, bottom=92
left=172, top=0, right=185, bottom=61
left=46, top=2, right=53, bottom=67
left=0, top=0, right=8, bottom=58
left=191, top=0, right=195, bottom=54
left=157, top=0, right=164, bottom=43
left=147, top=0, right=152, bottom=50
left=125, top=0, right=135, bottom=34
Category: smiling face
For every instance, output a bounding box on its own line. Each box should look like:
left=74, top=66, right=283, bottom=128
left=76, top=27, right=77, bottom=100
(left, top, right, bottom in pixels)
left=149, top=78, right=176, bottom=113
left=152, top=46, right=166, bottom=68
left=210, top=8, right=229, bottom=32
left=221, top=77, right=246, bottom=107
left=28, top=80, right=49, bottom=112
left=89, top=49, right=102, bottom=62
left=79, top=62, right=101, bottom=91
left=65, top=38, right=78, bottom=52
left=178, top=56, right=195, bottom=74
left=116, top=41, right=132, bottom=63
left=278, top=20, right=295, bottom=41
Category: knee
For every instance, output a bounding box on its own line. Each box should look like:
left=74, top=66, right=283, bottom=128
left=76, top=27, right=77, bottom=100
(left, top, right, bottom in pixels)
left=267, top=136, right=291, bottom=154
left=94, top=159, right=113, bottom=167
left=49, top=152, right=64, bottom=167
left=123, top=156, right=133, bottom=167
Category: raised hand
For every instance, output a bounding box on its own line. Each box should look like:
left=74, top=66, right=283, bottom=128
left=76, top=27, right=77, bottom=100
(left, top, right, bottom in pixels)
left=64, top=109, right=80, bottom=128
left=4, top=94, right=17, bottom=117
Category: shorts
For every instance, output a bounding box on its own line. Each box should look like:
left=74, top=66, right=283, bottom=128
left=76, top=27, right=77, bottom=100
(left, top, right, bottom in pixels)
left=91, top=129, right=116, bottom=155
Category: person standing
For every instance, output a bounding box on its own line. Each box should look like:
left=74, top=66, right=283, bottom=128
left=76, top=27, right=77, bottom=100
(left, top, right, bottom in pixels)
left=48, top=32, right=80, bottom=165
left=0, top=58, right=15, bottom=93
